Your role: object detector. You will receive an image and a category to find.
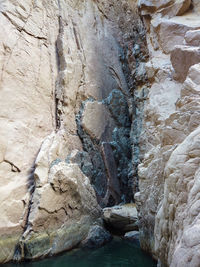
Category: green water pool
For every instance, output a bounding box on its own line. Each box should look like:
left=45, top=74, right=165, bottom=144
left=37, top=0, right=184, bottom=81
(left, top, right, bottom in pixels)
left=5, top=238, right=157, bottom=267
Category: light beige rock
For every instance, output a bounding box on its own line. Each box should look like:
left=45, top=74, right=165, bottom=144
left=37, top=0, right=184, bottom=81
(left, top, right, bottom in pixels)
left=0, top=0, right=59, bottom=262
left=0, top=0, right=147, bottom=263
left=136, top=1, right=200, bottom=265
left=182, top=63, right=200, bottom=96
left=21, top=161, right=101, bottom=259
left=82, top=102, right=113, bottom=140
left=184, top=29, right=200, bottom=46
left=171, top=45, right=200, bottom=82
left=152, top=16, right=200, bottom=54
left=138, top=0, right=191, bottom=17
left=155, top=127, right=200, bottom=266
left=103, top=204, right=138, bottom=232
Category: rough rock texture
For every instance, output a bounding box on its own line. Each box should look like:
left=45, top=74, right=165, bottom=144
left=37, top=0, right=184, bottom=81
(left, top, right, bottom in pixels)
left=4, top=0, right=200, bottom=265
left=0, top=0, right=148, bottom=263
left=136, top=0, right=200, bottom=266
left=103, top=204, right=138, bottom=232
left=81, top=225, right=112, bottom=248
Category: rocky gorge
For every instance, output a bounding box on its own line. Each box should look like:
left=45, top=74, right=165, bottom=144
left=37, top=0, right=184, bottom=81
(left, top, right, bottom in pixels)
left=0, top=0, right=200, bottom=266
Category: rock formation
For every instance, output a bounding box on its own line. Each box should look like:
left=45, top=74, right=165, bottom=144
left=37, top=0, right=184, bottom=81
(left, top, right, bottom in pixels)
left=0, top=0, right=147, bottom=263
left=136, top=0, right=200, bottom=266
left=103, top=204, right=138, bottom=232
left=1, top=0, right=200, bottom=266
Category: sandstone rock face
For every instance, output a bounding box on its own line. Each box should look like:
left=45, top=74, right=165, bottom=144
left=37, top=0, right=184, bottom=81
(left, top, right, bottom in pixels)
left=137, top=0, right=200, bottom=266
left=4, top=0, right=200, bottom=265
left=0, top=0, right=147, bottom=263
left=155, top=127, right=200, bottom=267
left=19, top=159, right=101, bottom=260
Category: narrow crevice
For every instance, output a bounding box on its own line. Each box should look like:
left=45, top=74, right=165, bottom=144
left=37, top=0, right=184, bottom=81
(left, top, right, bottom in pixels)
left=13, top=163, right=36, bottom=262
left=55, top=9, right=65, bottom=130
left=4, top=159, right=21, bottom=172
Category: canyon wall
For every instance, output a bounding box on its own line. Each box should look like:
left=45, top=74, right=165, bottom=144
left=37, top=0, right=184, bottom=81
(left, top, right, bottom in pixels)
left=136, top=0, right=200, bottom=266
left=1, top=0, right=200, bottom=265
left=0, top=0, right=147, bottom=262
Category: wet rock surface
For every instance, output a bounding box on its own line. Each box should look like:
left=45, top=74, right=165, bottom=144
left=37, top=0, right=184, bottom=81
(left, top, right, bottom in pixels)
left=81, top=225, right=112, bottom=249
left=124, top=231, right=140, bottom=246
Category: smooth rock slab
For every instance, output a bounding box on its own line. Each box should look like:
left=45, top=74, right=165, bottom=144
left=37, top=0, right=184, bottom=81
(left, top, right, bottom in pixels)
left=103, top=204, right=138, bottom=232
left=81, top=101, right=112, bottom=140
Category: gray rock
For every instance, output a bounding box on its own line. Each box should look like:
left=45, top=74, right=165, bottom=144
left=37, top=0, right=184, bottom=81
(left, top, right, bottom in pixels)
left=124, top=231, right=140, bottom=244
left=81, top=225, right=112, bottom=249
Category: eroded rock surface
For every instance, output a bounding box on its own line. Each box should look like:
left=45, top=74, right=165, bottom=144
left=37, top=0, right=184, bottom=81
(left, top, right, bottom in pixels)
left=3, top=0, right=200, bottom=265
left=136, top=0, right=200, bottom=266
left=0, top=0, right=147, bottom=263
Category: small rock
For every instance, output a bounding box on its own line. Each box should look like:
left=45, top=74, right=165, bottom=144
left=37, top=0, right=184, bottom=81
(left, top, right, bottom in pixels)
left=124, top=231, right=140, bottom=244
left=81, top=225, right=112, bottom=248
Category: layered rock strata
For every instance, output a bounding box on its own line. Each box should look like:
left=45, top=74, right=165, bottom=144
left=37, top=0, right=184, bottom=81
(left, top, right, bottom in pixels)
left=136, top=0, right=200, bottom=266
left=0, top=0, right=147, bottom=263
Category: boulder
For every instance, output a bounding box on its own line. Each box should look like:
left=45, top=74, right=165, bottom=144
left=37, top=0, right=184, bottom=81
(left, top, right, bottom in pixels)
left=81, top=225, right=112, bottom=248
left=171, top=45, right=200, bottom=82
left=103, top=204, right=138, bottom=232
left=152, top=16, right=200, bottom=54
left=138, top=0, right=191, bottom=17
left=182, top=63, right=200, bottom=96
left=184, top=30, right=200, bottom=46
left=19, top=160, right=101, bottom=260
left=124, top=231, right=140, bottom=245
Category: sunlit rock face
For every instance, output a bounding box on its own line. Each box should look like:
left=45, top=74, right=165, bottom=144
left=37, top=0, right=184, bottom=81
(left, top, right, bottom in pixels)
left=136, top=0, right=200, bottom=266
left=0, top=0, right=148, bottom=262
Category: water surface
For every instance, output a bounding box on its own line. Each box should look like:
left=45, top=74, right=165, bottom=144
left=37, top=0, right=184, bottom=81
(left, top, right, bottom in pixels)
left=6, top=238, right=156, bottom=267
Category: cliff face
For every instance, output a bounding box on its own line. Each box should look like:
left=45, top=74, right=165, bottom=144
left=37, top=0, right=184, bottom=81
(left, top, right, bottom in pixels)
left=1, top=0, right=200, bottom=265
left=136, top=0, right=200, bottom=266
left=0, top=0, right=147, bottom=262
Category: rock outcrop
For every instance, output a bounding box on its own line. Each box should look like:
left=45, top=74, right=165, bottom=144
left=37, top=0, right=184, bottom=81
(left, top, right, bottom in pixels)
left=136, top=0, right=200, bottom=266
left=0, top=0, right=147, bottom=263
